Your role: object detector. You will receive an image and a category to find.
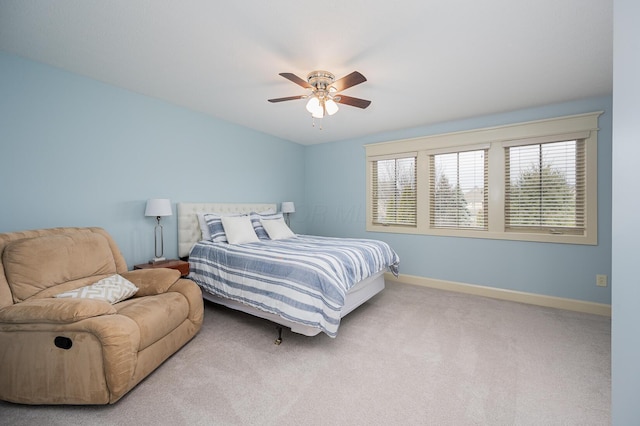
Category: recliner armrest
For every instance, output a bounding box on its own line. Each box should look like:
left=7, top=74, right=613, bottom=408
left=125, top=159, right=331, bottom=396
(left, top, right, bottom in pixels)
left=0, top=298, right=116, bottom=324
left=120, top=268, right=181, bottom=297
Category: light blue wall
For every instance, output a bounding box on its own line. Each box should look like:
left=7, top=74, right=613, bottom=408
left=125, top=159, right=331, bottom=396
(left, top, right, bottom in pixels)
left=612, top=0, right=640, bottom=423
left=304, top=96, right=612, bottom=305
left=0, top=52, right=305, bottom=266
left=0, top=51, right=612, bottom=307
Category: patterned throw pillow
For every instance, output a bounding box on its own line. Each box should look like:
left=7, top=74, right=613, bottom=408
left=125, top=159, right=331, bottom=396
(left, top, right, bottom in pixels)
left=250, top=212, right=283, bottom=240
left=55, top=274, right=139, bottom=304
left=203, top=214, right=228, bottom=243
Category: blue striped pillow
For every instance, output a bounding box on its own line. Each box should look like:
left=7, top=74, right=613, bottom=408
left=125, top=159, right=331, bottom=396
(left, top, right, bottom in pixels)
left=203, top=214, right=228, bottom=243
left=250, top=212, right=283, bottom=240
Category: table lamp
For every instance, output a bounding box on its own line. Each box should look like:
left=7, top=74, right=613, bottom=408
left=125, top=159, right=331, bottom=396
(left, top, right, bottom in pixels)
left=145, top=198, right=172, bottom=263
left=281, top=201, right=295, bottom=226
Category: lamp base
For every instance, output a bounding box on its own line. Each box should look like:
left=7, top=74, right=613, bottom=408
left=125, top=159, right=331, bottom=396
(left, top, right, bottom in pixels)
left=150, top=257, right=166, bottom=264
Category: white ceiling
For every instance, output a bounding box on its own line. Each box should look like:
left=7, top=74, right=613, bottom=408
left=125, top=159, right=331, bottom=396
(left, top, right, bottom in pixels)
left=0, top=1, right=613, bottom=145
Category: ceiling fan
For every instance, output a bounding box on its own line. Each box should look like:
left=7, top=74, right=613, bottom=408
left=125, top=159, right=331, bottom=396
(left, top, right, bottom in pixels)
left=268, top=70, right=371, bottom=119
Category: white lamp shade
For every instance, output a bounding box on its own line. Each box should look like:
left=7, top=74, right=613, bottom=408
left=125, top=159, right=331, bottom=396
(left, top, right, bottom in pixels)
left=325, top=99, right=339, bottom=116
left=145, top=198, right=172, bottom=217
left=281, top=202, right=295, bottom=214
left=306, top=97, right=325, bottom=118
left=306, top=96, right=320, bottom=114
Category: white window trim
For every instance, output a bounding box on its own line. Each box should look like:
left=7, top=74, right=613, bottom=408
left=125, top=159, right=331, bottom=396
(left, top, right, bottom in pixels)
left=365, top=112, right=602, bottom=245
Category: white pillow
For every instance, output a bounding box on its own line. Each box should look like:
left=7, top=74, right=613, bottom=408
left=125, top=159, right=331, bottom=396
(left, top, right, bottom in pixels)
left=221, top=215, right=260, bottom=244
left=55, top=274, right=139, bottom=304
left=260, top=217, right=296, bottom=240
left=197, top=212, right=213, bottom=241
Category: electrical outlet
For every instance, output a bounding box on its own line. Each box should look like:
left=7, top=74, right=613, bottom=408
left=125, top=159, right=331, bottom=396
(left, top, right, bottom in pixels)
left=596, top=274, right=608, bottom=287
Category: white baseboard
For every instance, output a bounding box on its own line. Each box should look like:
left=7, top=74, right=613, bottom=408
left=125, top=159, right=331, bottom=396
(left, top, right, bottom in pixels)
left=385, top=272, right=611, bottom=317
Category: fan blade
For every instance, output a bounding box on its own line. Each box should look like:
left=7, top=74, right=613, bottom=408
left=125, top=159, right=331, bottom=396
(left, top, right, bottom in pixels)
left=335, top=95, right=371, bottom=109
left=279, top=73, right=312, bottom=89
left=332, top=71, right=367, bottom=92
left=268, top=95, right=306, bottom=103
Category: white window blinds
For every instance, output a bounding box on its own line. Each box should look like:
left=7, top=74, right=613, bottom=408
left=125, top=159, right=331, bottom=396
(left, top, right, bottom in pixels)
left=429, top=149, right=488, bottom=229
left=371, top=156, right=417, bottom=226
left=505, top=139, right=585, bottom=234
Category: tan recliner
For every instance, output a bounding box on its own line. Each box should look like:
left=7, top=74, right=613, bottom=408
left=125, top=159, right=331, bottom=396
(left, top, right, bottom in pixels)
left=0, top=227, right=204, bottom=404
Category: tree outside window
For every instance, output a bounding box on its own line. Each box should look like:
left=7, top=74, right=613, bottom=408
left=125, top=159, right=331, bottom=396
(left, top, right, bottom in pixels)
left=505, top=140, right=583, bottom=233
left=430, top=150, right=487, bottom=230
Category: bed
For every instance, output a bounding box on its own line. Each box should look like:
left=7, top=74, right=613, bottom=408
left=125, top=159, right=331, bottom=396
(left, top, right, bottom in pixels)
left=177, top=202, right=399, bottom=338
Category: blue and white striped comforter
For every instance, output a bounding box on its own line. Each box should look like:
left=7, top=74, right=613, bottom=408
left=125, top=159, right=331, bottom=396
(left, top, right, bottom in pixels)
left=188, top=235, right=399, bottom=337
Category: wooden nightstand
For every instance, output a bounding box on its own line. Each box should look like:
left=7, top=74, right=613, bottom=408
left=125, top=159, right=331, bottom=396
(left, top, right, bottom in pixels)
left=133, top=259, right=189, bottom=277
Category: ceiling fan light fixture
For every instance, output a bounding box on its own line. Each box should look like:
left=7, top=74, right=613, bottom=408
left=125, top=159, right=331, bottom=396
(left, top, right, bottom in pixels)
left=269, top=70, right=370, bottom=127
left=311, top=107, right=324, bottom=119
left=305, top=96, right=319, bottom=112
left=306, top=96, right=324, bottom=118
left=325, top=99, right=339, bottom=116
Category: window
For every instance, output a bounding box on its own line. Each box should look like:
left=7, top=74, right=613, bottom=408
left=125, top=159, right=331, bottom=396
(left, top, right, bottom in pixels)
left=430, top=149, right=488, bottom=230
left=371, top=155, right=417, bottom=226
left=505, top=139, right=584, bottom=235
left=365, top=112, right=601, bottom=245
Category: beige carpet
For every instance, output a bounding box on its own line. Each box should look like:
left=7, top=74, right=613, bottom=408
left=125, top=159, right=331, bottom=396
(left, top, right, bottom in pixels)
left=0, top=281, right=611, bottom=425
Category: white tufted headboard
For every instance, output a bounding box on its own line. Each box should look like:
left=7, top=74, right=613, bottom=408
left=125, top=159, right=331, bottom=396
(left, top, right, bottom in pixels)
left=177, top=202, right=277, bottom=258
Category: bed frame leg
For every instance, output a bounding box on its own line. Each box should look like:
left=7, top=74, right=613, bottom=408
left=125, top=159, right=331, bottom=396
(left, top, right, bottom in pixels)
left=275, top=326, right=283, bottom=345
